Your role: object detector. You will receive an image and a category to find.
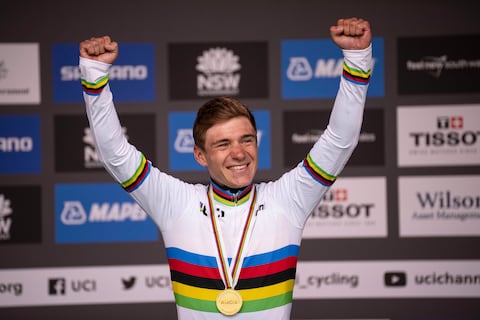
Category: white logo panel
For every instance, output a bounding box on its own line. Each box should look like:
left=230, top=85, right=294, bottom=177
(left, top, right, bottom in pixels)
left=0, top=43, right=41, bottom=104
left=303, top=177, right=387, bottom=238
left=398, top=175, right=480, bottom=237
left=397, top=104, right=480, bottom=167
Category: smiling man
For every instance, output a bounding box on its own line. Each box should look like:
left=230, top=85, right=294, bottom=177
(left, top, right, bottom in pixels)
left=80, top=17, right=372, bottom=320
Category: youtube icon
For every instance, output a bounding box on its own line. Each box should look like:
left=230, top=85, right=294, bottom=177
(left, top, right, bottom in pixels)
left=384, top=272, right=407, bottom=287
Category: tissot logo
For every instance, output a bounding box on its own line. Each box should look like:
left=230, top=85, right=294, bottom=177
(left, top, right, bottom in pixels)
left=384, top=272, right=407, bottom=287
left=312, top=188, right=374, bottom=219
left=304, top=177, right=387, bottom=239
left=410, top=115, right=479, bottom=148
left=168, top=42, right=268, bottom=99
left=397, top=105, right=480, bottom=167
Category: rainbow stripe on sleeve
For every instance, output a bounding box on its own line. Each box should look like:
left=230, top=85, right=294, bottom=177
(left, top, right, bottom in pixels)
left=121, top=153, right=151, bottom=193
left=342, top=62, right=371, bottom=85
left=303, top=153, right=336, bottom=186
left=81, top=74, right=109, bottom=96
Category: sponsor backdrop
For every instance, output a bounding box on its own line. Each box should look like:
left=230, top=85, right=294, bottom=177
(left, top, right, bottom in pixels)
left=1, top=1, right=479, bottom=319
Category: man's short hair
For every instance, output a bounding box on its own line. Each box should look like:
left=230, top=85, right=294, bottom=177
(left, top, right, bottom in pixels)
left=193, top=97, right=257, bottom=150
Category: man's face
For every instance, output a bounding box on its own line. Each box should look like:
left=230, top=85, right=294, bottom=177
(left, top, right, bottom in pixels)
left=194, top=116, right=258, bottom=189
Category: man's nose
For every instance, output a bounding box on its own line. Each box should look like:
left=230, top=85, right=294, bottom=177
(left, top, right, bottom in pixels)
left=230, top=143, right=246, bottom=159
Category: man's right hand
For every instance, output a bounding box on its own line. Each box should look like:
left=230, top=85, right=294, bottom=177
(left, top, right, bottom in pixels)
left=79, top=35, right=118, bottom=64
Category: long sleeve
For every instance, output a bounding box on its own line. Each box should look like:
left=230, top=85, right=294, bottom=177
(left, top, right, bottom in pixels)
left=79, top=57, right=199, bottom=232
left=269, top=45, right=373, bottom=227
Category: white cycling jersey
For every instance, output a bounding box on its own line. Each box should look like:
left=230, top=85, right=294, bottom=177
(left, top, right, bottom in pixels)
left=80, top=45, right=372, bottom=320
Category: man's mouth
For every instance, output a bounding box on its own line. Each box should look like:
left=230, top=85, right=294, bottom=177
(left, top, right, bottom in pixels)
left=228, top=164, right=248, bottom=171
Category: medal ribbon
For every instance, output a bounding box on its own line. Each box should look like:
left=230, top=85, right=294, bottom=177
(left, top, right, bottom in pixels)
left=207, top=184, right=257, bottom=289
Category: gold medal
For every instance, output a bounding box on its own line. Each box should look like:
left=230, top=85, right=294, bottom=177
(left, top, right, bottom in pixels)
left=216, top=289, right=243, bottom=316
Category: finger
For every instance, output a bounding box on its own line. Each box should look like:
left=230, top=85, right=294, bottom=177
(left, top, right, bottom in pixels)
left=330, top=19, right=344, bottom=36
left=346, top=18, right=358, bottom=36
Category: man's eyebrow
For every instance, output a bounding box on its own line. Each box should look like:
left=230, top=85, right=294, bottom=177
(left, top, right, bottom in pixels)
left=211, top=133, right=256, bottom=146
left=242, top=133, right=257, bottom=140
left=211, top=138, right=231, bottom=146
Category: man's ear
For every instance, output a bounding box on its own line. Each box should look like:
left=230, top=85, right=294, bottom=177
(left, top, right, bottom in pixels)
left=193, top=145, right=208, bottom=167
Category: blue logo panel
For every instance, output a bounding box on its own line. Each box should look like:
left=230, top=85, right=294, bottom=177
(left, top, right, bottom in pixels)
left=0, top=115, right=41, bottom=174
left=52, top=43, right=156, bottom=103
left=281, top=37, right=384, bottom=99
left=55, top=183, right=159, bottom=244
left=169, top=110, right=271, bottom=171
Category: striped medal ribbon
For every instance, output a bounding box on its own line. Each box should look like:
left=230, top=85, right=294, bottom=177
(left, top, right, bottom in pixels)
left=207, top=184, right=257, bottom=316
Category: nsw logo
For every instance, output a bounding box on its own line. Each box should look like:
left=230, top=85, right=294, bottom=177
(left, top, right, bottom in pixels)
left=52, top=43, right=156, bottom=103
left=55, top=183, right=159, bottom=244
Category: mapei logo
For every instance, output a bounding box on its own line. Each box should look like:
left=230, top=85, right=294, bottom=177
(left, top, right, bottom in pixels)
left=168, top=111, right=271, bottom=171
left=281, top=37, right=384, bottom=99
left=196, top=47, right=241, bottom=96
left=52, top=43, right=155, bottom=103
left=55, top=183, right=159, bottom=244
left=0, top=115, right=41, bottom=174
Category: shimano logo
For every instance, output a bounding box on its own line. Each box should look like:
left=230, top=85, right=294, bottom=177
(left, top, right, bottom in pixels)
left=61, top=65, right=148, bottom=81
left=0, top=136, right=33, bottom=152
left=60, top=201, right=148, bottom=225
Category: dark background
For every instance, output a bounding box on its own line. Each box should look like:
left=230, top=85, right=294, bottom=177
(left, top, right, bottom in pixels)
left=1, top=0, right=479, bottom=319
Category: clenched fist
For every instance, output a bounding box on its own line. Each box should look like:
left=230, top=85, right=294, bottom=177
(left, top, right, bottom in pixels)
left=79, top=35, right=118, bottom=64
left=330, top=18, right=371, bottom=50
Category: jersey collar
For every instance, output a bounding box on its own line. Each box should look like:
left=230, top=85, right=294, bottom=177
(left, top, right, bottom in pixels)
left=210, top=180, right=254, bottom=206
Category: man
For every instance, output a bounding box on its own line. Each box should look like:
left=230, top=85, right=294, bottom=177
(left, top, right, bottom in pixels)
left=79, top=17, right=372, bottom=320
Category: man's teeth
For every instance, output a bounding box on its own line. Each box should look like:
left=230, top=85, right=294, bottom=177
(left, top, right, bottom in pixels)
left=230, top=165, right=247, bottom=170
